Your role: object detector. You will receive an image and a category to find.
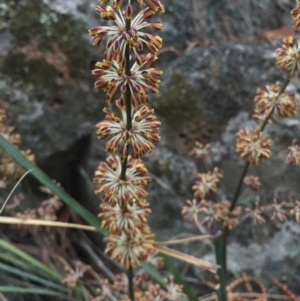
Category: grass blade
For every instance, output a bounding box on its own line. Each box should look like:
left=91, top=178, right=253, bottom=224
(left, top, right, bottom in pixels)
left=0, top=262, right=68, bottom=293
left=0, top=253, right=30, bottom=271
left=214, top=236, right=227, bottom=301
left=0, top=238, right=62, bottom=281
left=0, top=286, right=73, bottom=299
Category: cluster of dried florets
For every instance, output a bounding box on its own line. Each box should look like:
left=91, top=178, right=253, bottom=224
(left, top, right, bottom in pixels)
left=183, top=142, right=243, bottom=228
left=192, top=167, right=223, bottom=199
left=182, top=199, right=241, bottom=230
left=236, top=129, right=271, bottom=165
left=92, top=269, right=185, bottom=301
left=14, top=185, right=63, bottom=234
left=183, top=196, right=300, bottom=229
left=286, top=139, right=300, bottom=164
left=62, top=261, right=89, bottom=288
left=90, top=0, right=164, bottom=269
left=183, top=38, right=300, bottom=230
left=0, top=109, right=35, bottom=184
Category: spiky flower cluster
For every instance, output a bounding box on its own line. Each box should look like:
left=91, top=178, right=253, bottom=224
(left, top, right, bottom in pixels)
left=90, top=0, right=164, bottom=269
left=276, top=37, right=300, bottom=78
left=254, top=82, right=297, bottom=118
left=192, top=167, right=223, bottom=199
left=0, top=109, right=35, bottom=184
left=236, top=129, right=271, bottom=165
left=96, top=99, right=160, bottom=159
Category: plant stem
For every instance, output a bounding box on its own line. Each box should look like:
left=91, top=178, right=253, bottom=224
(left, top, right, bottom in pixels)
left=119, top=15, right=135, bottom=301
left=120, top=19, right=132, bottom=180
left=230, top=162, right=250, bottom=212
left=128, top=264, right=135, bottom=301
left=218, top=75, right=291, bottom=298
left=214, top=236, right=227, bottom=301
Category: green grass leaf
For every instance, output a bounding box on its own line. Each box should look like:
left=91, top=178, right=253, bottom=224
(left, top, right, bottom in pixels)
left=214, top=236, right=227, bottom=301
left=0, top=286, right=76, bottom=300
left=0, top=262, right=68, bottom=293
left=0, top=238, right=62, bottom=281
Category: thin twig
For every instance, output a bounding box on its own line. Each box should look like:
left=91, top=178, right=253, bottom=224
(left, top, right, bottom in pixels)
left=154, top=245, right=218, bottom=273
left=76, top=240, right=115, bottom=282
left=154, top=233, right=219, bottom=246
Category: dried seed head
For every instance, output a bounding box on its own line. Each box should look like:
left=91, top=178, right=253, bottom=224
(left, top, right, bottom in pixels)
left=286, top=139, right=300, bottom=164
left=182, top=199, right=202, bottom=223
left=104, top=228, right=154, bottom=268
left=236, top=129, right=271, bottom=165
left=62, top=262, right=88, bottom=288
left=245, top=201, right=266, bottom=224
left=189, top=141, right=211, bottom=159
left=254, top=82, right=297, bottom=118
left=270, top=199, right=287, bottom=222
left=276, top=37, right=300, bottom=78
left=243, top=175, right=261, bottom=190
left=192, top=167, right=223, bottom=199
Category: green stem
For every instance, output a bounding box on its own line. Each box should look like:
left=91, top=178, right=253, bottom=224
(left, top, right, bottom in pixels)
left=230, top=162, right=250, bottom=211
left=214, top=236, right=227, bottom=301
left=219, top=75, right=291, bottom=297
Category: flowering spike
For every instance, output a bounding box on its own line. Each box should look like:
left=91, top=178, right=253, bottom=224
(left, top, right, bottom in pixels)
left=90, top=0, right=164, bottom=270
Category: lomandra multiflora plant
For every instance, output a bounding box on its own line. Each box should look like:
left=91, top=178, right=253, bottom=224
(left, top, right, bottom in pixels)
left=182, top=2, right=300, bottom=300
left=88, top=0, right=193, bottom=300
